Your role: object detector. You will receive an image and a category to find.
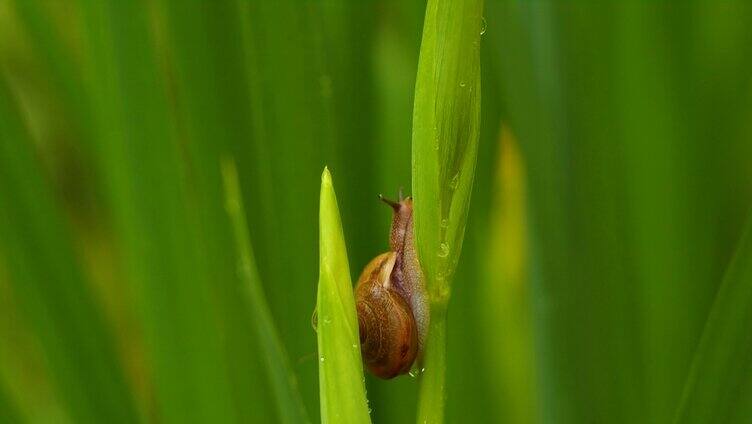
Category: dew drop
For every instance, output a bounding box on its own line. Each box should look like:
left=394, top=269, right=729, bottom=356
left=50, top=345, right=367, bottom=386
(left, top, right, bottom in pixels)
left=436, top=270, right=445, bottom=281
left=408, top=370, right=417, bottom=378
left=449, top=173, right=459, bottom=190
left=480, top=17, right=487, bottom=35
left=438, top=242, right=449, bottom=258
left=459, top=81, right=466, bottom=88
left=440, top=218, right=449, bottom=228
left=319, top=356, right=325, bottom=362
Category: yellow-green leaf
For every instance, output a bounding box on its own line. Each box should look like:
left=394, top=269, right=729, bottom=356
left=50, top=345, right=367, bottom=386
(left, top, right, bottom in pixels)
left=317, top=168, right=371, bottom=424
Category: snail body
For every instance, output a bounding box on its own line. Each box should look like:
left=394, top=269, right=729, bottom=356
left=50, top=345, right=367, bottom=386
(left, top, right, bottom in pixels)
left=355, top=195, right=429, bottom=379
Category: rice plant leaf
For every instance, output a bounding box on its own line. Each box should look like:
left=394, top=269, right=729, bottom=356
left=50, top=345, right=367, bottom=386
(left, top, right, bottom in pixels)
left=157, top=1, right=279, bottom=420
left=411, top=0, right=483, bottom=422
left=76, top=1, right=237, bottom=421
left=221, top=158, right=310, bottom=424
left=674, top=216, right=752, bottom=424
left=235, top=2, right=327, bottom=415
left=0, top=384, right=20, bottom=423
left=0, top=77, right=138, bottom=423
left=10, top=0, right=95, bottom=151
left=316, top=168, right=371, bottom=424
left=478, top=126, right=539, bottom=423
left=412, top=0, right=484, bottom=296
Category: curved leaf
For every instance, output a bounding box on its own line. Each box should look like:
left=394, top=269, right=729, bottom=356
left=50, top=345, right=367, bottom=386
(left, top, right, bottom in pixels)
left=221, top=158, right=310, bottom=424
left=674, top=215, right=752, bottom=423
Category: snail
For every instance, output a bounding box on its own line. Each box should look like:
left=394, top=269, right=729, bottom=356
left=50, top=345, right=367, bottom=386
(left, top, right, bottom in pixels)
left=354, top=193, right=429, bottom=379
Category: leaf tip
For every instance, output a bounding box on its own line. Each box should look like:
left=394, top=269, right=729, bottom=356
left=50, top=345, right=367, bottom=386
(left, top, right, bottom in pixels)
left=321, top=166, right=332, bottom=186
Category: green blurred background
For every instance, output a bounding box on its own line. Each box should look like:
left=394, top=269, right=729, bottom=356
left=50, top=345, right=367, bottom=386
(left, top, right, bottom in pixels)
left=1, top=1, right=752, bottom=423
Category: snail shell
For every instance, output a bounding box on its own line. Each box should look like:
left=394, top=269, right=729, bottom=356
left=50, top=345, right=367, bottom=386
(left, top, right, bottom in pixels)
left=355, top=196, right=429, bottom=379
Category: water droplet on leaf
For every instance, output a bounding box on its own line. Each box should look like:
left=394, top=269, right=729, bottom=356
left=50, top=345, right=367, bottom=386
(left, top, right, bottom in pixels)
left=438, top=242, right=449, bottom=258
left=449, top=173, right=459, bottom=190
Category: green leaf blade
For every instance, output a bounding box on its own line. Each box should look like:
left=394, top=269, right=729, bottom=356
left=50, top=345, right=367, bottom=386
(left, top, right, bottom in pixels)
left=411, top=0, right=483, bottom=422
left=317, top=168, right=371, bottom=424
left=412, top=0, right=484, bottom=295
left=0, top=77, right=138, bottom=424
left=76, top=1, right=238, bottom=421
left=674, top=216, right=752, bottom=424
left=221, top=158, right=310, bottom=424
left=0, top=384, right=21, bottom=423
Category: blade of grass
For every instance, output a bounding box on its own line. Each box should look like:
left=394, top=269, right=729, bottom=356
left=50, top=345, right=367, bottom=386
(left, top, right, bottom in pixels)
left=317, top=168, right=371, bottom=424
left=221, top=158, right=310, bottom=424
left=555, top=5, right=645, bottom=421
left=726, top=366, right=752, bottom=424
left=411, top=0, right=483, bottom=422
left=490, top=4, right=648, bottom=421
left=76, top=1, right=237, bottom=420
left=0, top=383, right=20, bottom=423
left=614, top=5, right=713, bottom=422
left=674, top=215, right=752, bottom=423
left=0, top=265, right=68, bottom=423
left=235, top=2, right=328, bottom=414
left=156, top=1, right=278, bottom=420
left=478, top=126, right=539, bottom=423
left=488, top=3, right=577, bottom=420
left=10, top=1, right=96, bottom=152
left=446, top=24, right=506, bottom=423
left=0, top=76, right=138, bottom=423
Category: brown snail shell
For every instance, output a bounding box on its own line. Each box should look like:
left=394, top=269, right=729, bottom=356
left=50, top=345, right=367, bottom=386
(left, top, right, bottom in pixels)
left=354, top=195, right=429, bottom=379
